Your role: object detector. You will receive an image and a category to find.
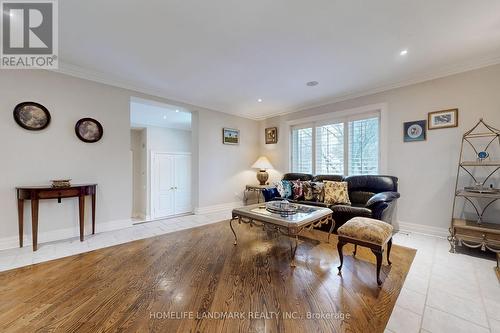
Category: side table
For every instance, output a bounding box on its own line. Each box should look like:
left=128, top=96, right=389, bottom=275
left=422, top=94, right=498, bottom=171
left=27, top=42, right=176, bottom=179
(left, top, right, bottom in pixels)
left=244, top=184, right=274, bottom=205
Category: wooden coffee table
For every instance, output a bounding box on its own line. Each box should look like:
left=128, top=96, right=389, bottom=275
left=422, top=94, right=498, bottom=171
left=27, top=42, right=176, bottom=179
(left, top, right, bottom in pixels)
left=230, top=203, right=333, bottom=266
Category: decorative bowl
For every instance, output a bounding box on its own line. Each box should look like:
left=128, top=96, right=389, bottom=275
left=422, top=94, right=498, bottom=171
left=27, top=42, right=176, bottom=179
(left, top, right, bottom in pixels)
left=265, top=200, right=298, bottom=216
left=51, top=179, right=72, bottom=188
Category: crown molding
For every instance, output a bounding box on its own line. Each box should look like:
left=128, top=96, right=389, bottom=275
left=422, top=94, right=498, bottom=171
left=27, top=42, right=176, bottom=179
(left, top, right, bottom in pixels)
left=51, top=54, right=500, bottom=122
left=50, top=61, right=251, bottom=119
left=253, top=54, right=500, bottom=121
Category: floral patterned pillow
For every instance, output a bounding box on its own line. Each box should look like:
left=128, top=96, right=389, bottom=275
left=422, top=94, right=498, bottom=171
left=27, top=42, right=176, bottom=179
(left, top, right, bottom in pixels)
left=302, top=181, right=324, bottom=201
left=324, top=181, right=351, bottom=205
left=312, top=182, right=325, bottom=202
left=291, top=180, right=304, bottom=200
left=303, top=181, right=313, bottom=200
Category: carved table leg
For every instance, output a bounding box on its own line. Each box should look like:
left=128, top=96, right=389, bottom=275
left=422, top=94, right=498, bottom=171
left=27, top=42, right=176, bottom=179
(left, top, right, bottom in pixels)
left=79, top=195, right=85, bottom=242
left=448, top=228, right=456, bottom=253
left=91, top=193, right=96, bottom=234
left=31, top=199, right=39, bottom=251
left=371, top=248, right=383, bottom=286
left=387, top=238, right=392, bottom=265
left=327, top=217, right=336, bottom=243
left=229, top=218, right=237, bottom=245
left=18, top=199, right=24, bottom=248
left=290, top=235, right=299, bottom=267
left=337, top=239, right=345, bottom=274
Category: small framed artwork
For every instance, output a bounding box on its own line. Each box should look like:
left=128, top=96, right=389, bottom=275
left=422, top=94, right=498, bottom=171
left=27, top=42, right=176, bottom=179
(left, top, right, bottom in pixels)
left=404, top=120, right=427, bottom=142
left=13, top=102, right=51, bottom=131
left=265, top=127, right=278, bottom=144
left=222, top=128, right=239, bottom=145
left=75, top=118, right=103, bottom=143
left=428, top=108, right=458, bottom=130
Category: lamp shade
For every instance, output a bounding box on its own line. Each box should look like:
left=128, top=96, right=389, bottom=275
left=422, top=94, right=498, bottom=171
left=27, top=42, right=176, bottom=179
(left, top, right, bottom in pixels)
left=251, top=156, right=273, bottom=170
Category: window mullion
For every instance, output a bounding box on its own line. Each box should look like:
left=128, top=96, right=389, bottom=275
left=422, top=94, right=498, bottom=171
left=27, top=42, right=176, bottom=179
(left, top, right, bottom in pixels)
left=312, top=124, right=316, bottom=174
left=344, top=121, right=349, bottom=176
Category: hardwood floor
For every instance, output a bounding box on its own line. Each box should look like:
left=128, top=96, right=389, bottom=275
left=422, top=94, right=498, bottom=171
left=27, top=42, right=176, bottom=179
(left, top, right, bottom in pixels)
left=0, top=221, right=415, bottom=333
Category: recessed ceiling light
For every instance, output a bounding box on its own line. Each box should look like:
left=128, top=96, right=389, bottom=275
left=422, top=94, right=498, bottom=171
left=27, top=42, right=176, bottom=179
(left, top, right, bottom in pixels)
left=257, top=98, right=263, bottom=103
left=163, top=115, right=167, bottom=119
left=306, top=81, right=319, bottom=87
left=175, top=109, right=179, bottom=113
left=400, top=49, right=408, bottom=56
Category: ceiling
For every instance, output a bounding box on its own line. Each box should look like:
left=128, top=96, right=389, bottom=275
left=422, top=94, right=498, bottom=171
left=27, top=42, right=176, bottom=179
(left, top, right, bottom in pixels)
left=130, top=99, right=192, bottom=130
left=59, top=0, right=500, bottom=119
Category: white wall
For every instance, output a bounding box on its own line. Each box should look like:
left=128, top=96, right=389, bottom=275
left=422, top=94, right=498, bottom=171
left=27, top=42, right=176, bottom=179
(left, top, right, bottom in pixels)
left=260, top=64, right=500, bottom=233
left=147, top=126, right=191, bottom=153
left=196, top=110, right=260, bottom=210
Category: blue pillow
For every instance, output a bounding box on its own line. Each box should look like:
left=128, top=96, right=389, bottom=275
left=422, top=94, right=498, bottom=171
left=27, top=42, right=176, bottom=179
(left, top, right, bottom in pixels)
left=262, top=187, right=281, bottom=202
left=281, top=180, right=293, bottom=199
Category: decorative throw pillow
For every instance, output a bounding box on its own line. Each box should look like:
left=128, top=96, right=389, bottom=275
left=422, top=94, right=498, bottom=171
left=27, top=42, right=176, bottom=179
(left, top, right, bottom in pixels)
left=262, top=187, right=281, bottom=202
left=281, top=180, right=293, bottom=199
left=303, top=181, right=314, bottom=201
left=274, top=181, right=285, bottom=197
left=291, top=180, right=304, bottom=200
left=324, top=181, right=351, bottom=205
left=311, top=182, right=325, bottom=202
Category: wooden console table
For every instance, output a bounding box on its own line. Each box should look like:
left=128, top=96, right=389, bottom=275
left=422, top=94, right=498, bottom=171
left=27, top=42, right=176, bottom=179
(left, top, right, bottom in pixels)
left=16, top=184, right=97, bottom=251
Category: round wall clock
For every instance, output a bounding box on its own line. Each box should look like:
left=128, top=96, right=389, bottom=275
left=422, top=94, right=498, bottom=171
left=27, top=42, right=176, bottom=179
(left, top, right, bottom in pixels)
left=13, top=102, right=51, bottom=131
left=75, top=118, right=103, bottom=143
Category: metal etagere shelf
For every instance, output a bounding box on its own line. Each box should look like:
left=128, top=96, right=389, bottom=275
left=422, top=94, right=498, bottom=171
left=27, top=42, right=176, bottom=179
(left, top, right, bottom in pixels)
left=449, top=119, right=500, bottom=269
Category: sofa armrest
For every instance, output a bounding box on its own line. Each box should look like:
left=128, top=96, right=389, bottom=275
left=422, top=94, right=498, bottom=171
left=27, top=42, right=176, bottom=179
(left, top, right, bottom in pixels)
left=365, top=192, right=400, bottom=221
left=365, top=192, right=400, bottom=208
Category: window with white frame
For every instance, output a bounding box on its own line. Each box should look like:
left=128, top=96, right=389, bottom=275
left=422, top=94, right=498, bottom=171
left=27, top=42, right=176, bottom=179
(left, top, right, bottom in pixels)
left=290, top=113, right=380, bottom=175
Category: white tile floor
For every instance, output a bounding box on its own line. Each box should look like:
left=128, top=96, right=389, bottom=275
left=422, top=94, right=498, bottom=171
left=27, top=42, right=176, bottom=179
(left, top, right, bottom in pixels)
left=0, top=212, right=498, bottom=333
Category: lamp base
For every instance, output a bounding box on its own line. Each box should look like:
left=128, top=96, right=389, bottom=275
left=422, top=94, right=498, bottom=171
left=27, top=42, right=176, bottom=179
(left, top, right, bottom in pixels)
left=256, top=170, right=269, bottom=185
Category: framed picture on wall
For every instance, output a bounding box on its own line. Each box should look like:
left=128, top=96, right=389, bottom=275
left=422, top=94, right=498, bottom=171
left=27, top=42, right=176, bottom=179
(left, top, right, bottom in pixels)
left=13, top=102, right=51, bottom=131
left=428, top=108, right=458, bottom=130
left=75, top=118, right=104, bottom=143
left=403, top=120, right=427, bottom=142
left=222, top=128, right=240, bottom=145
left=265, top=127, right=278, bottom=144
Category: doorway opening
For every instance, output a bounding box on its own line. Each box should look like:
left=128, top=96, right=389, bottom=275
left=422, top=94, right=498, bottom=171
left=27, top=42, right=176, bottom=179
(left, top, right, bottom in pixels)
left=130, top=97, right=192, bottom=223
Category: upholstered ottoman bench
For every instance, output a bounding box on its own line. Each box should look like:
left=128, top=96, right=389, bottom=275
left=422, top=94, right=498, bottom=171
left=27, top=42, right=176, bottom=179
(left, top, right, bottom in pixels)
left=337, top=217, right=393, bottom=286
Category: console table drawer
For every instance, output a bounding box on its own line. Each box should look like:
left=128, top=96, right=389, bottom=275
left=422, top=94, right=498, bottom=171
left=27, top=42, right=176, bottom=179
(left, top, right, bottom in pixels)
left=38, top=189, right=81, bottom=199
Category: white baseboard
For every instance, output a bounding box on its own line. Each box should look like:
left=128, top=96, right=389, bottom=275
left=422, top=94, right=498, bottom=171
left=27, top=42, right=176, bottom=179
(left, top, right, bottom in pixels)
left=396, top=221, right=449, bottom=238
left=194, top=201, right=243, bottom=215
left=0, top=218, right=133, bottom=251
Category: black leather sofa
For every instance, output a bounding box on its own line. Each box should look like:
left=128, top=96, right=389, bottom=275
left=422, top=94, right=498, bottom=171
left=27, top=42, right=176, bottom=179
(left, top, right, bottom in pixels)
left=266, top=173, right=400, bottom=233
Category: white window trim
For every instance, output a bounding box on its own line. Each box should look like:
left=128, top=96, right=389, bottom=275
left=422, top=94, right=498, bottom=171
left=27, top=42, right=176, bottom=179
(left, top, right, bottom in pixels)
left=286, top=103, right=388, bottom=175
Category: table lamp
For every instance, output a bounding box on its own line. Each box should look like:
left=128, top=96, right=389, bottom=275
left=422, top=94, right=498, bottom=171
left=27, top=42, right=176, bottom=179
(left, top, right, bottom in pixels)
left=251, top=156, right=274, bottom=185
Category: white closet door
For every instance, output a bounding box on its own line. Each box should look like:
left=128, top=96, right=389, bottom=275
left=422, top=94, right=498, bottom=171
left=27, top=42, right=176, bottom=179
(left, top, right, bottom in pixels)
left=152, top=154, right=175, bottom=218
left=174, top=155, right=192, bottom=214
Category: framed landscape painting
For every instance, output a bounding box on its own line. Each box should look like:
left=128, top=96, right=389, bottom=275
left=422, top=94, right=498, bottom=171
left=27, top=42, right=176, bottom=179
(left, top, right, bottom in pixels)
left=428, top=108, right=458, bottom=130
left=222, top=128, right=239, bottom=145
